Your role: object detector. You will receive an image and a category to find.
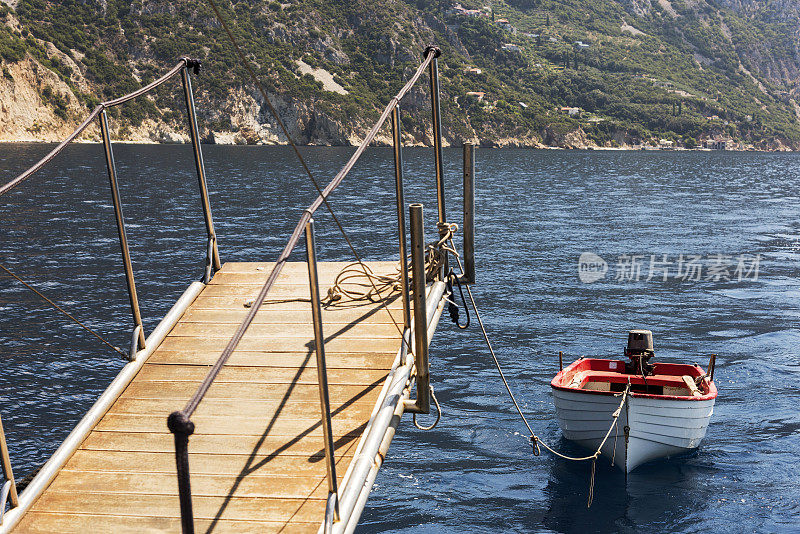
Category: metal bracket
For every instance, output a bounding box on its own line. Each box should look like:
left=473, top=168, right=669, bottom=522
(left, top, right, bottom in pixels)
left=1, top=479, right=11, bottom=524
left=129, top=324, right=143, bottom=362
left=204, top=236, right=216, bottom=284
left=424, top=45, right=442, bottom=58
left=323, top=491, right=338, bottom=534
left=182, top=57, right=202, bottom=75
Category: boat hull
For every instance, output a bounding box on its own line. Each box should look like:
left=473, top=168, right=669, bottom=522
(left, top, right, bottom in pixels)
left=553, top=388, right=715, bottom=473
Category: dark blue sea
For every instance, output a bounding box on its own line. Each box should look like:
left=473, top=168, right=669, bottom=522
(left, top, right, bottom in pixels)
left=1, top=145, right=798, bottom=533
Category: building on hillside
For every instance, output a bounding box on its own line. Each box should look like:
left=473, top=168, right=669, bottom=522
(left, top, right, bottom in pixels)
left=574, top=40, right=590, bottom=49
left=465, top=91, right=486, bottom=102
left=703, top=138, right=731, bottom=150
left=496, top=18, right=517, bottom=34
left=464, top=67, right=483, bottom=75
left=501, top=43, right=521, bottom=52
left=559, top=106, right=582, bottom=117
left=448, top=3, right=488, bottom=17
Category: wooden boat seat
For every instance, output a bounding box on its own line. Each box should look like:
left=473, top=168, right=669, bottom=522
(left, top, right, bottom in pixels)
left=572, top=370, right=705, bottom=397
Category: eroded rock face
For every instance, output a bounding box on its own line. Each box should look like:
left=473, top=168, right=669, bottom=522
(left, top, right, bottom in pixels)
left=0, top=57, right=85, bottom=142
left=617, top=0, right=653, bottom=17
left=2, top=0, right=800, bottom=150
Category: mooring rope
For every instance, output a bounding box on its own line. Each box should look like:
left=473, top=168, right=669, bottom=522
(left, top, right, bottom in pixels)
left=447, top=244, right=630, bottom=506
left=326, top=223, right=459, bottom=304
left=413, top=385, right=442, bottom=430
left=0, top=261, right=128, bottom=359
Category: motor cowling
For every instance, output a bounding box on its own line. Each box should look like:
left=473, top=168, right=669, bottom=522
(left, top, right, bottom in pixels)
left=624, top=329, right=655, bottom=376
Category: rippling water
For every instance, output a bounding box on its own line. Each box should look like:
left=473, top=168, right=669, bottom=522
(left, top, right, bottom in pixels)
left=1, top=145, right=798, bottom=533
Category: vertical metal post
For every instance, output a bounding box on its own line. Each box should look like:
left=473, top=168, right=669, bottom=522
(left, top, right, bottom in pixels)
left=409, top=203, right=430, bottom=414
left=462, top=143, right=475, bottom=284
left=0, top=413, right=18, bottom=509
left=305, top=219, right=339, bottom=521
left=426, top=46, right=448, bottom=280
left=167, top=411, right=195, bottom=534
left=392, top=106, right=411, bottom=330
left=180, top=61, right=221, bottom=278
left=100, top=110, right=146, bottom=352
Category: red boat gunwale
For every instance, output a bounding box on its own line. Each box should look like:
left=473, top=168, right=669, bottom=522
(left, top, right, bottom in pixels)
left=551, top=358, right=718, bottom=401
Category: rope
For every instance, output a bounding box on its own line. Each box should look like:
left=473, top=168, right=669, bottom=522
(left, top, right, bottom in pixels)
left=179, top=32, right=437, bottom=417
left=326, top=262, right=401, bottom=303
left=204, top=0, right=436, bottom=349
left=448, top=247, right=630, bottom=506
left=0, top=60, right=188, bottom=199
left=0, top=261, right=128, bottom=359
left=412, top=385, right=441, bottom=430
left=326, top=223, right=459, bottom=304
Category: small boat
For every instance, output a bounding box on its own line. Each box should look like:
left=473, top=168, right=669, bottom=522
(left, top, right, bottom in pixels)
left=551, top=330, right=717, bottom=473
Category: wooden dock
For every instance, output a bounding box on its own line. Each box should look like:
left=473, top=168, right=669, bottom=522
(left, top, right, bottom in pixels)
left=12, top=261, right=412, bottom=533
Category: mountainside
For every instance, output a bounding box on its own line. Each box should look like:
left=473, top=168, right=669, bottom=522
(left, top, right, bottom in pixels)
left=1, top=0, right=799, bottom=149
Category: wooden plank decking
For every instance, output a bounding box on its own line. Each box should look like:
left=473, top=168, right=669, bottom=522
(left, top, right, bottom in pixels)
left=13, top=261, right=407, bottom=533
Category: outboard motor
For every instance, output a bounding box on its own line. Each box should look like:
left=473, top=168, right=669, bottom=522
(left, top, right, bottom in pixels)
left=625, top=329, right=655, bottom=376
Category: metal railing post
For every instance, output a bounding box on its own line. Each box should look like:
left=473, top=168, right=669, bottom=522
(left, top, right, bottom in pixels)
left=462, top=143, right=475, bottom=284
left=305, top=218, right=339, bottom=524
left=167, top=411, right=195, bottom=534
left=426, top=46, right=448, bottom=280
left=409, top=203, right=430, bottom=414
left=391, top=105, right=412, bottom=330
left=180, top=59, right=221, bottom=281
left=99, top=110, right=146, bottom=354
left=0, top=413, right=19, bottom=516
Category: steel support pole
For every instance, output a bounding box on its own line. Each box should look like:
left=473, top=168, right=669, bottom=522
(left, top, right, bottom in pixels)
left=100, top=110, right=146, bottom=352
left=427, top=46, right=448, bottom=280
left=0, top=414, right=18, bottom=508
left=409, top=203, right=430, bottom=414
left=305, top=219, right=339, bottom=522
left=462, top=143, right=475, bottom=284
left=167, top=411, right=195, bottom=534
left=180, top=62, right=221, bottom=276
left=391, top=106, right=411, bottom=330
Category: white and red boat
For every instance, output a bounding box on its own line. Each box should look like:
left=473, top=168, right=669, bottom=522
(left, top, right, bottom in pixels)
left=551, top=330, right=717, bottom=473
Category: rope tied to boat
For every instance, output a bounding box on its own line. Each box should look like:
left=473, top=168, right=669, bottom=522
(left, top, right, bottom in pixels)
left=442, top=232, right=632, bottom=507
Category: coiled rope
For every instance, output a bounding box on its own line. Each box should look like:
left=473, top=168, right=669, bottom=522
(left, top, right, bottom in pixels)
left=326, top=223, right=460, bottom=303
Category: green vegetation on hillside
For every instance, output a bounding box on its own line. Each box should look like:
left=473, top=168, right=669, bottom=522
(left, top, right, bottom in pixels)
left=1, top=0, right=799, bottom=148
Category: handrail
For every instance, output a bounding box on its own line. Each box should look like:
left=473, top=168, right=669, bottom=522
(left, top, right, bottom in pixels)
left=0, top=59, right=188, bottom=198
left=175, top=48, right=436, bottom=420
left=167, top=47, right=441, bottom=534
left=0, top=57, right=221, bottom=361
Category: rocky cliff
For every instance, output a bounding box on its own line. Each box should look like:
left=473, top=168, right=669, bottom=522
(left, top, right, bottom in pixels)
left=1, top=0, right=799, bottom=149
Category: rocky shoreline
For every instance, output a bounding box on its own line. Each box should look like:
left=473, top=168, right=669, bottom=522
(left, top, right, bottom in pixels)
left=0, top=135, right=795, bottom=152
